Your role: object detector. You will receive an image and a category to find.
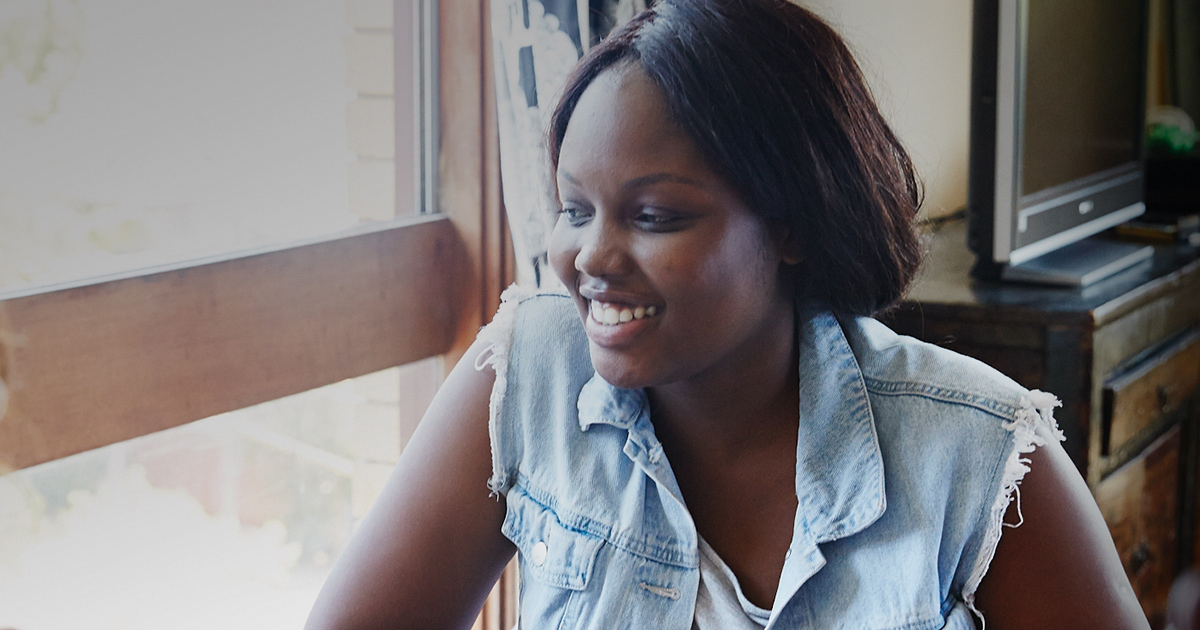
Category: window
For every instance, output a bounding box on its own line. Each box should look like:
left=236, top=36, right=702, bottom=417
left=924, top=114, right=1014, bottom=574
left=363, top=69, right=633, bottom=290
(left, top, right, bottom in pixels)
left=0, top=0, right=438, bottom=297
left=0, top=361, right=439, bottom=629
left=0, top=0, right=509, bottom=626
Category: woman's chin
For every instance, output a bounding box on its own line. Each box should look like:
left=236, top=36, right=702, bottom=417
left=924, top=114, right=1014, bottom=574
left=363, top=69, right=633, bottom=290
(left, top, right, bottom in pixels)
left=587, top=347, right=656, bottom=391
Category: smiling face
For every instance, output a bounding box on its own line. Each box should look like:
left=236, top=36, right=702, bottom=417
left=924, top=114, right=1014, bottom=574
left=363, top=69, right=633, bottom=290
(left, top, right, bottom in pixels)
left=548, top=64, right=797, bottom=391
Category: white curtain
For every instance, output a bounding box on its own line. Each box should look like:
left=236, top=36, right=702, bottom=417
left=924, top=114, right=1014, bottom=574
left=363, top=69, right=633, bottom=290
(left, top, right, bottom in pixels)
left=491, top=0, right=648, bottom=287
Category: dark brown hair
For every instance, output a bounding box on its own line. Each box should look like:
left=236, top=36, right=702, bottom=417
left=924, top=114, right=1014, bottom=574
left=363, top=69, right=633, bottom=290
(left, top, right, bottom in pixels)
left=548, top=0, right=923, bottom=315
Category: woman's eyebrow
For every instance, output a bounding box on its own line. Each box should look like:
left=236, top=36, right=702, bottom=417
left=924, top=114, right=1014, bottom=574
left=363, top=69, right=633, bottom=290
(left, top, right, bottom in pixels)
left=558, top=170, right=584, bottom=187
left=557, top=170, right=706, bottom=191
left=622, top=173, right=705, bottom=190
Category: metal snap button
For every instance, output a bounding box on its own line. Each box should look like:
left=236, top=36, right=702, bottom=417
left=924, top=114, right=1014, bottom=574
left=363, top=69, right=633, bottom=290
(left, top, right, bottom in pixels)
left=531, top=541, right=548, bottom=566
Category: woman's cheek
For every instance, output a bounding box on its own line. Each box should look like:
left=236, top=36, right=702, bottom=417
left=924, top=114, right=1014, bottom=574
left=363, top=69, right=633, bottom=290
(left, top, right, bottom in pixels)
left=547, top=223, right=577, bottom=284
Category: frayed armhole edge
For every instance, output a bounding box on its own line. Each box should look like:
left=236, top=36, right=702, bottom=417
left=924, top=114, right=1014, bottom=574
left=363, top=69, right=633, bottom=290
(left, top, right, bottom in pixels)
left=474, top=284, right=539, bottom=498
left=962, top=389, right=1065, bottom=629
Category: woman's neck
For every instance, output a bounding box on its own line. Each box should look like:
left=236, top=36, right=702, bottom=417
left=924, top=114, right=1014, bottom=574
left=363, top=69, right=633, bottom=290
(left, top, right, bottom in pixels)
left=646, top=305, right=799, bottom=460
left=645, top=302, right=802, bottom=610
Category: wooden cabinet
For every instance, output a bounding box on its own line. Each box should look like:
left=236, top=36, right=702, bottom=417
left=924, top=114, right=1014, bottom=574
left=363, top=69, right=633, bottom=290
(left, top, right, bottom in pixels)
left=884, top=220, right=1200, bottom=626
left=1095, top=424, right=1181, bottom=627
left=1103, top=331, right=1200, bottom=457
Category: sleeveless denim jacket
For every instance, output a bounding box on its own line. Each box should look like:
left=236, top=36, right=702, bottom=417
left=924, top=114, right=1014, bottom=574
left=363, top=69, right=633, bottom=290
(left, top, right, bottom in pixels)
left=475, top=288, right=1062, bottom=630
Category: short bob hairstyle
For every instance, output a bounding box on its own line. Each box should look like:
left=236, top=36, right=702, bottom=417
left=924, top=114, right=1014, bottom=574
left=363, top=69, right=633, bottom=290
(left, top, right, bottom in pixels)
left=548, top=0, right=923, bottom=316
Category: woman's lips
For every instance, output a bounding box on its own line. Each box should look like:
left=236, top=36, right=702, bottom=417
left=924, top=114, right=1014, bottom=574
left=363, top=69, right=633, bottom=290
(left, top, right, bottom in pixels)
left=588, top=300, right=659, bottom=325
left=583, top=300, right=660, bottom=348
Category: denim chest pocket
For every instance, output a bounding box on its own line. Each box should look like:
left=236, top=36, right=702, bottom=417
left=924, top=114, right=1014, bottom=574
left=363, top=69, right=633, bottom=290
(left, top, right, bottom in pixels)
left=502, top=485, right=604, bottom=591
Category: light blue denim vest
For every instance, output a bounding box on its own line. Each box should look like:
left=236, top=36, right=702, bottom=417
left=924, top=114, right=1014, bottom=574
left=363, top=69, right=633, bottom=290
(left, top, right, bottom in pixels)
left=476, top=288, right=1061, bottom=630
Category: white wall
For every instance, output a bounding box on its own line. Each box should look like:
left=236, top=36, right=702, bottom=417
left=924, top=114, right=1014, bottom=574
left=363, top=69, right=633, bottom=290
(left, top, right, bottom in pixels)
left=804, top=0, right=973, bottom=219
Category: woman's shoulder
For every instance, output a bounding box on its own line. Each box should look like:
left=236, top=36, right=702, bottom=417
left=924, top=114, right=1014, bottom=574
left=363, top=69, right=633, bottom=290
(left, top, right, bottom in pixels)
left=475, top=285, right=596, bottom=496
left=477, top=286, right=585, bottom=371
left=839, top=315, right=1057, bottom=428
left=835, top=316, right=1073, bottom=623
left=474, top=284, right=592, bottom=414
left=838, top=315, right=1064, bottom=494
left=479, top=285, right=576, bottom=341
left=829, top=315, right=1145, bottom=628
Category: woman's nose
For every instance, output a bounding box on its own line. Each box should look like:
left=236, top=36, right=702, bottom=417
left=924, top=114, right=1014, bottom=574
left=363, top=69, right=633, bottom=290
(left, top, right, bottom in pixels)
left=575, top=219, right=631, bottom=278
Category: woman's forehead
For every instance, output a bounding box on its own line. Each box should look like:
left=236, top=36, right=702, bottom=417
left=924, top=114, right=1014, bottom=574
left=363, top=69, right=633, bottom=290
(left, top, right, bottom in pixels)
left=557, top=66, right=710, bottom=186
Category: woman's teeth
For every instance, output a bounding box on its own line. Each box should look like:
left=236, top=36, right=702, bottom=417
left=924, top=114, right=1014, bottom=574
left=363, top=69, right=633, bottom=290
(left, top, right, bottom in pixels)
left=591, top=301, right=657, bottom=326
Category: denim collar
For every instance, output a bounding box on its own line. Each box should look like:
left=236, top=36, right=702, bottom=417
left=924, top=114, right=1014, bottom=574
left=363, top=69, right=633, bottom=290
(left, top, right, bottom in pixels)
left=575, top=311, right=886, bottom=547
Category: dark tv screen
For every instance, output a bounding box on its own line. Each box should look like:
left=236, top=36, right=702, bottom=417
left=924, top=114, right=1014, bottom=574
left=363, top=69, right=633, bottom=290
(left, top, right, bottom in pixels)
left=1021, top=0, right=1142, bottom=199
left=969, top=0, right=1148, bottom=280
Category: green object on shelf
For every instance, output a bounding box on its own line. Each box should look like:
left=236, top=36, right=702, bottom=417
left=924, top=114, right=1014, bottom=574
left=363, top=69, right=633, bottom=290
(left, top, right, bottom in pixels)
left=1147, top=123, right=1199, bottom=154
left=1146, top=106, right=1199, bottom=154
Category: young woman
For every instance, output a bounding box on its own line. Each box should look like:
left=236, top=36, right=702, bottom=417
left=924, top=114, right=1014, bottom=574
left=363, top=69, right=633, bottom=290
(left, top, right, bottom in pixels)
left=305, top=1, right=1147, bottom=627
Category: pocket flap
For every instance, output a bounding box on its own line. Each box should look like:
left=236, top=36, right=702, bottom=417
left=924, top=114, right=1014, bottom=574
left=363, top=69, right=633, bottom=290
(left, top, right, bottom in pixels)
left=502, top=486, right=604, bottom=591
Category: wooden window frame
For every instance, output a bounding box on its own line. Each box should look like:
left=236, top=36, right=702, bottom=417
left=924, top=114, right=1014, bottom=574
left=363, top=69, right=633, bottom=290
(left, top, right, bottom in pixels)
left=0, top=0, right=509, bottom=473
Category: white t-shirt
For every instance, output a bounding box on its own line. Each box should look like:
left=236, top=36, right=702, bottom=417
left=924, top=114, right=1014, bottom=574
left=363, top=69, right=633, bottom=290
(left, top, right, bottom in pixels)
left=693, top=536, right=772, bottom=629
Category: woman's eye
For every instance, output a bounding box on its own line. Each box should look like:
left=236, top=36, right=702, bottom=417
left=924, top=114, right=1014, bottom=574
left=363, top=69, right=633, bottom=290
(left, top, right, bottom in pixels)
left=558, top=205, right=591, bottom=225
left=633, top=208, right=682, bottom=230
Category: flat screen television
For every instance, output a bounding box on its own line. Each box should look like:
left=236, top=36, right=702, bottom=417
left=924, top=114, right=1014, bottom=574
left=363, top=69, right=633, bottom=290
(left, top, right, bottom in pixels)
left=968, top=0, right=1153, bottom=285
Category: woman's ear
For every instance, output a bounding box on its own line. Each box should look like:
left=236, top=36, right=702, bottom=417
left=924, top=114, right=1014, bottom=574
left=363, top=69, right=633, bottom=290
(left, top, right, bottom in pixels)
left=770, top=223, right=803, bottom=266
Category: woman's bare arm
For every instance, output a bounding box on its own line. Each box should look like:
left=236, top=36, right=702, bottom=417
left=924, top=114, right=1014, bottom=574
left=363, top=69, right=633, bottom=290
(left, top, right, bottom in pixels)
left=305, top=340, right=515, bottom=630
left=973, top=427, right=1149, bottom=629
